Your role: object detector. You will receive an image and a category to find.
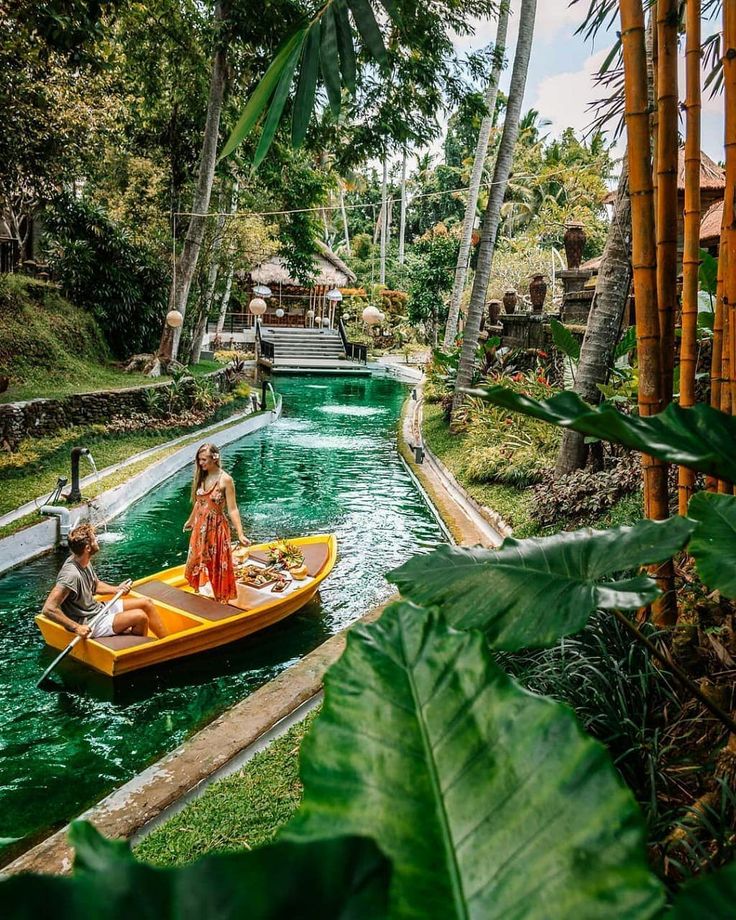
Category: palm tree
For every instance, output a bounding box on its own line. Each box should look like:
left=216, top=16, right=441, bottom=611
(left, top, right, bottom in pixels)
left=554, top=164, right=632, bottom=475
left=452, top=0, right=537, bottom=411
left=443, top=0, right=510, bottom=348
left=158, top=0, right=228, bottom=365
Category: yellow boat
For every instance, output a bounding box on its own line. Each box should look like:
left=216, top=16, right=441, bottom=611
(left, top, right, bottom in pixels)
left=36, top=534, right=337, bottom=677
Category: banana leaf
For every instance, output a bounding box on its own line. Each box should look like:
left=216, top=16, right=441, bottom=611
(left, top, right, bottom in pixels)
left=285, top=603, right=664, bottom=919
left=0, top=822, right=389, bottom=919
left=472, top=387, right=736, bottom=484
left=388, top=518, right=694, bottom=650
left=688, top=491, right=736, bottom=598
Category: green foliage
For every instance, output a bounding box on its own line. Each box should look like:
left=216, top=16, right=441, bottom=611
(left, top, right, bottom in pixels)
left=286, top=603, right=664, bottom=919
left=475, top=387, right=736, bottom=484
left=44, top=192, right=168, bottom=358
left=688, top=492, right=736, bottom=599
left=405, top=227, right=459, bottom=333
left=501, top=126, right=614, bottom=256
left=550, top=318, right=581, bottom=361
left=0, top=275, right=112, bottom=398
left=388, top=518, right=694, bottom=649
left=699, top=248, right=718, bottom=295
left=1, top=822, right=390, bottom=919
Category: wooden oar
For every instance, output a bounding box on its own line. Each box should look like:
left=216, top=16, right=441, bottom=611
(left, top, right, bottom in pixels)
left=37, top=580, right=132, bottom=688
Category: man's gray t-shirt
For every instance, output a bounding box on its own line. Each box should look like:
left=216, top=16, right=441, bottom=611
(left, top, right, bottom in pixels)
left=56, top=557, right=103, bottom=624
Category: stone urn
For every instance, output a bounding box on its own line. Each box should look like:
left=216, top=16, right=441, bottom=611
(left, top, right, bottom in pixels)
left=529, top=274, right=548, bottom=313
left=487, top=299, right=502, bottom=325
left=563, top=222, right=586, bottom=270
left=502, top=289, right=518, bottom=314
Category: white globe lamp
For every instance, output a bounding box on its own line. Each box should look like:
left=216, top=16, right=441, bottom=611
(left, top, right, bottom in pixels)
left=249, top=297, right=267, bottom=316
left=362, top=305, right=381, bottom=326
left=275, top=308, right=285, bottom=318
left=166, top=309, right=184, bottom=328
left=306, top=308, right=315, bottom=319
left=322, top=316, right=330, bottom=326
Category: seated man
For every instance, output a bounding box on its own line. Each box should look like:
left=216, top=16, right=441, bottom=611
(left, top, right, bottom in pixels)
left=42, top=523, right=167, bottom=640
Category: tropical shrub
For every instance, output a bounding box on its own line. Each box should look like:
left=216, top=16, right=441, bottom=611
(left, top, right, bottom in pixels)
left=44, top=192, right=168, bottom=358
left=531, top=454, right=641, bottom=528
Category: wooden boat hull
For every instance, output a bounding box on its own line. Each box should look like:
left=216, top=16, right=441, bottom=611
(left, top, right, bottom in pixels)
left=36, top=534, right=337, bottom=677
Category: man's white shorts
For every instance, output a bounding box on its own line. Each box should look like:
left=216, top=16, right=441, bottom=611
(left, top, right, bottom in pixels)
left=88, top=599, right=124, bottom=638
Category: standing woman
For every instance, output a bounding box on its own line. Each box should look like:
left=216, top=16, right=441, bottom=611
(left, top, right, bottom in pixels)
left=184, top=443, right=249, bottom=602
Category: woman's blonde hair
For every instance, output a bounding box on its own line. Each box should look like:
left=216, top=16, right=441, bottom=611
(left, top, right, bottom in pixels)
left=191, top=442, right=222, bottom=503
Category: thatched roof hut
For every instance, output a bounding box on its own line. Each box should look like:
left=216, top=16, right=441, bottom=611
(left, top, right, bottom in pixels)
left=250, top=240, right=356, bottom=288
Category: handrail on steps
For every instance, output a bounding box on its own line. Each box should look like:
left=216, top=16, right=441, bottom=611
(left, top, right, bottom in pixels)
left=338, top=316, right=368, bottom=365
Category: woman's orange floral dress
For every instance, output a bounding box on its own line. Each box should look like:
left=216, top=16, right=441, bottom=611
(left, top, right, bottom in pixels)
left=185, top=475, right=237, bottom=602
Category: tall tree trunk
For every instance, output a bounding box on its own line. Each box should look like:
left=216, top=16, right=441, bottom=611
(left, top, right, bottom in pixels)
left=620, top=0, right=672, bottom=624
left=190, top=207, right=227, bottom=365
left=379, top=157, right=388, bottom=286
left=340, top=185, right=351, bottom=256
left=214, top=179, right=240, bottom=336
left=398, top=150, right=408, bottom=264
left=452, top=0, right=536, bottom=412
left=443, top=0, right=510, bottom=348
left=158, top=0, right=228, bottom=365
left=554, top=165, right=632, bottom=476
left=678, top=0, right=701, bottom=513
left=656, top=0, right=678, bottom=406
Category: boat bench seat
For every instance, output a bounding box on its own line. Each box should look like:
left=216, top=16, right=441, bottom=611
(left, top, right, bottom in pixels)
left=248, top=543, right=329, bottom=577
left=133, top=581, right=265, bottom=621
left=95, top=635, right=156, bottom=651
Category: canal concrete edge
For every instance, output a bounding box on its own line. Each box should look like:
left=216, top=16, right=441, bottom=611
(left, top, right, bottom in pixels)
left=2, top=602, right=387, bottom=877
left=0, top=399, right=282, bottom=576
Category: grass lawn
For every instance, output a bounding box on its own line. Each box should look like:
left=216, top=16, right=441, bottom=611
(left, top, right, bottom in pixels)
left=1, top=360, right=223, bottom=405
left=0, top=396, right=253, bottom=525
left=135, top=711, right=316, bottom=868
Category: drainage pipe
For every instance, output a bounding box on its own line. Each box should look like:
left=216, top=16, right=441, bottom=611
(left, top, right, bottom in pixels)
left=39, top=506, right=73, bottom=546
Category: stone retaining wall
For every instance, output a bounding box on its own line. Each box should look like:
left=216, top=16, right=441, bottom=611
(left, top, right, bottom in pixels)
left=0, top=369, right=230, bottom=451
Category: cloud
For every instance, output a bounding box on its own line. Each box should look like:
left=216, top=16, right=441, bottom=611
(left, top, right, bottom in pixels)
left=531, top=47, right=625, bottom=154
left=456, top=0, right=585, bottom=53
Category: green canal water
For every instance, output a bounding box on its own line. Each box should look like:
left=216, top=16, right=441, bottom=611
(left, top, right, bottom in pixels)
left=0, top=374, right=446, bottom=862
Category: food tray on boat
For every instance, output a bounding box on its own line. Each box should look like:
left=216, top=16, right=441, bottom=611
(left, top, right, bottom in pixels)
left=236, top=564, right=289, bottom=590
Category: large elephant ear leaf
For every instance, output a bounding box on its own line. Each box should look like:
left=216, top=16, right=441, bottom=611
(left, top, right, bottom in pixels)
left=472, top=387, right=736, bottom=484
left=668, top=860, right=736, bottom=918
left=388, top=517, right=694, bottom=650
left=285, top=603, right=664, bottom=919
left=688, top=491, right=736, bottom=598
left=0, top=834, right=390, bottom=919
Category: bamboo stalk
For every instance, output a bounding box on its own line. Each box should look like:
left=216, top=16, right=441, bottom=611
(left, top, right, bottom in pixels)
left=725, top=1, right=736, bottom=428
left=707, top=249, right=724, bottom=491
left=678, top=0, right=701, bottom=514
left=657, top=0, right=679, bottom=407
left=620, top=0, right=674, bottom=624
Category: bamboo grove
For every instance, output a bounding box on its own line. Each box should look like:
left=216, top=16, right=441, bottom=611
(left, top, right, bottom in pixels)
left=618, top=0, right=734, bottom=624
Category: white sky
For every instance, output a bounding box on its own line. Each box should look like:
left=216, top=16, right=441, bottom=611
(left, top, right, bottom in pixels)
left=439, top=0, right=725, bottom=169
